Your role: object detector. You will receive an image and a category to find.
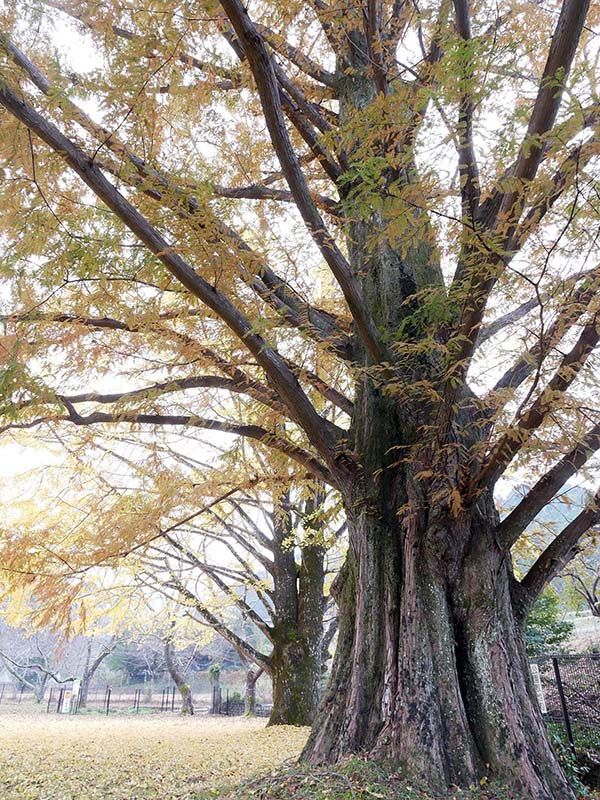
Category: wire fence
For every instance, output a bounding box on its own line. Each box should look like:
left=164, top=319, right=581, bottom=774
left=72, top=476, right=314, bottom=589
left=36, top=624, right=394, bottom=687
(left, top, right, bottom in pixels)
left=532, top=653, right=600, bottom=756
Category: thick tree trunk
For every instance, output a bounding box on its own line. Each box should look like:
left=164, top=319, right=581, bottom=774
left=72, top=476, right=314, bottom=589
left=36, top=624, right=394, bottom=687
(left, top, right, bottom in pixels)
left=303, top=479, right=574, bottom=799
left=269, top=631, right=323, bottom=726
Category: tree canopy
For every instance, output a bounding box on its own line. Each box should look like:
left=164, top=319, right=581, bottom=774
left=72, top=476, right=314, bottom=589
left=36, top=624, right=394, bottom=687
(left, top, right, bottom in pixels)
left=0, top=1, right=599, bottom=797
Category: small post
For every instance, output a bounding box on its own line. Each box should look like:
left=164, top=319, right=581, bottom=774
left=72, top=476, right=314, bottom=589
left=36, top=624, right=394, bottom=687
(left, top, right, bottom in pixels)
left=105, top=687, right=111, bottom=716
left=171, top=686, right=175, bottom=712
left=57, top=687, right=64, bottom=713
left=46, top=687, right=54, bottom=714
left=18, top=685, right=24, bottom=704
left=552, top=657, right=576, bottom=757
left=0, top=684, right=5, bottom=704
left=226, top=689, right=229, bottom=716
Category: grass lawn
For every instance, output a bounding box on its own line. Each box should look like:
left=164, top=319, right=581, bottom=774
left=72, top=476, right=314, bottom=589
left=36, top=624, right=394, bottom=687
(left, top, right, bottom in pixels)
left=0, top=706, right=308, bottom=799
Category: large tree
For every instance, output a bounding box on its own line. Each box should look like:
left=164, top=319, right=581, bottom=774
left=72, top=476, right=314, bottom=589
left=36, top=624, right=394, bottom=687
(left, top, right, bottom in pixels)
left=0, top=0, right=599, bottom=796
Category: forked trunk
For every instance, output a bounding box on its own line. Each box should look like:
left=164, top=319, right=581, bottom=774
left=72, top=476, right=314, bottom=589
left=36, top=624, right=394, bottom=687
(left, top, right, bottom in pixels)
left=303, top=480, right=574, bottom=799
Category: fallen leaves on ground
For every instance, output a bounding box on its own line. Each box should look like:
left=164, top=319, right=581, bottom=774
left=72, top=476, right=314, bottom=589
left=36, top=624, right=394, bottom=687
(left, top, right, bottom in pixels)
left=0, top=707, right=308, bottom=799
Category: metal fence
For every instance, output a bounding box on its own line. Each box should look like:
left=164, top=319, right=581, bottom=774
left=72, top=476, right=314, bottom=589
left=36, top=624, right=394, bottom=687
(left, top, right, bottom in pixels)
left=0, top=681, right=272, bottom=717
left=532, top=653, right=600, bottom=756
left=0, top=683, right=37, bottom=705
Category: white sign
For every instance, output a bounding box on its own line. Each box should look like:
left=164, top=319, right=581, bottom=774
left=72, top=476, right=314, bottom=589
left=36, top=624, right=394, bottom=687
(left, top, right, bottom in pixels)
left=61, top=689, right=72, bottom=714
left=530, top=664, right=547, bottom=714
left=71, top=680, right=81, bottom=713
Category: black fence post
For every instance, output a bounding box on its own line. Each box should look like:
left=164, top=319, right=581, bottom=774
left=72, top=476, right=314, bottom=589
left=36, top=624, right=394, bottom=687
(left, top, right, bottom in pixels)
left=18, top=685, right=24, bottom=704
left=171, top=686, right=175, bottom=712
left=105, top=687, right=111, bottom=716
left=0, top=684, right=5, bottom=704
left=103, top=685, right=111, bottom=714
left=552, top=657, right=576, bottom=757
left=46, top=687, right=54, bottom=714
left=57, top=687, right=64, bottom=713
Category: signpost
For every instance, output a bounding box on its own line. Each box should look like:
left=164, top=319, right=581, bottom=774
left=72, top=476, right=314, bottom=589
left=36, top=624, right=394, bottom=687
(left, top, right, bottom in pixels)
left=530, top=664, right=547, bottom=714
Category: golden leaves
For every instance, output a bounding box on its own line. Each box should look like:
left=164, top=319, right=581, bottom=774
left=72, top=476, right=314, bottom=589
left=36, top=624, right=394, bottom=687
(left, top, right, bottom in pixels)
left=0, top=713, right=308, bottom=800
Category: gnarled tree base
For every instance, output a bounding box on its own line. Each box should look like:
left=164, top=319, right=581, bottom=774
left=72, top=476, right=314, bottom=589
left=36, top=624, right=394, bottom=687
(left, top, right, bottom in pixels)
left=303, top=500, right=574, bottom=800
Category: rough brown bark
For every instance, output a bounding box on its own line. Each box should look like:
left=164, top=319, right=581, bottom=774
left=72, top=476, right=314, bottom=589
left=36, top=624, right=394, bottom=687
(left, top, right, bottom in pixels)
left=298, top=27, right=577, bottom=790
left=303, top=475, right=573, bottom=798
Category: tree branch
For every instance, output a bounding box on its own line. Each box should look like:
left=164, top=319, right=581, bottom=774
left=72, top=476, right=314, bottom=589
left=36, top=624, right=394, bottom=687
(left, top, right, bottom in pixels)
left=0, top=79, right=339, bottom=466
left=0, top=37, right=351, bottom=358
left=497, top=420, right=600, bottom=549
left=218, top=0, right=385, bottom=364
left=488, top=0, right=592, bottom=229
left=520, top=487, right=600, bottom=606
left=255, top=23, right=336, bottom=88
left=472, top=315, right=600, bottom=492
left=160, top=532, right=274, bottom=640
left=452, top=0, right=480, bottom=221
left=491, top=265, right=600, bottom=393
left=56, top=401, right=332, bottom=483
left=167, top=578, right=273, bottom=674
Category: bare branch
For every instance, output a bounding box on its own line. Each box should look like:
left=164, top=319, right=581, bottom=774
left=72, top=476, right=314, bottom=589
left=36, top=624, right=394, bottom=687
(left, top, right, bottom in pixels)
left=497, top=420, right=600, bottom=549
left=520, top=487, right=600, bottom=606
left=160, top=531, right=274, bottom=640
left=472, top=315, right=600, bottom=492
left=167, top=577, right=273, bottom=674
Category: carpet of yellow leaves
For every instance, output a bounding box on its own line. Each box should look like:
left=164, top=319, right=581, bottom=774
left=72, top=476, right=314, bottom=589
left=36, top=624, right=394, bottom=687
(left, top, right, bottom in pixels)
left=0, top=707, right=309, bottom=799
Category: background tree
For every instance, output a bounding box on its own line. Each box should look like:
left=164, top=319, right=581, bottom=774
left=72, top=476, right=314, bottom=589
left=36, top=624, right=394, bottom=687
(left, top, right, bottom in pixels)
left=564, top=548, right=600, bottom=617
left=163, top=622, right=195, bottom=715
left=526, top=587, right=575, bottom=657
left=133, top=483, right=341, bottom=725
left=77, top=635, right=121, bottom=708
left=0, top=641, right=73, bottom=702
left=0, top=1, right=599, bottom=797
